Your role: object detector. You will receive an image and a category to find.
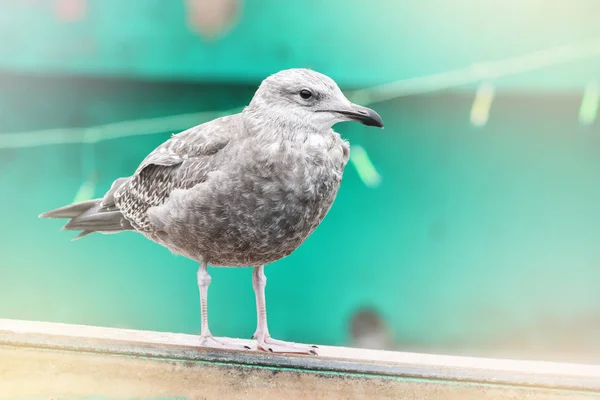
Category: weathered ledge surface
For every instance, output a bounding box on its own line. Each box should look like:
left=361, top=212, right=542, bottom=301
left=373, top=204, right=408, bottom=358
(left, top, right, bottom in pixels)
left=1, top=318, right=600, bottom=399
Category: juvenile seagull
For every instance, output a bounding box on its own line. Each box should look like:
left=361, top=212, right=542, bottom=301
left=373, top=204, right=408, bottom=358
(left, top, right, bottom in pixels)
left=40, top=68, right=384, bottom=354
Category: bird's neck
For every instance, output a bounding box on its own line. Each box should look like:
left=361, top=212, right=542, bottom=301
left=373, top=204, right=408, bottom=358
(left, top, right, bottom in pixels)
left=242, top=105, right=329, bottom=142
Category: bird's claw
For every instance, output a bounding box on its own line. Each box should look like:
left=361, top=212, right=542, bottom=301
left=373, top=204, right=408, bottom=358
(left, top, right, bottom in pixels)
left=199, top=335, right=251, bottom=351
left=255, top=336, right=319, bottom=355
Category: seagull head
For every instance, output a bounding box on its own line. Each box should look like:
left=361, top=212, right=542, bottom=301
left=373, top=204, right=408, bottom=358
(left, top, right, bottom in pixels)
left=247, top=68, right=384, bottom=131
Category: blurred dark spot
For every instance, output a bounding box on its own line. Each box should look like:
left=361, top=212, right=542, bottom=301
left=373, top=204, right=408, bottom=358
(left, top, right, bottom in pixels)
left=349, top=307, right=386, bottom=339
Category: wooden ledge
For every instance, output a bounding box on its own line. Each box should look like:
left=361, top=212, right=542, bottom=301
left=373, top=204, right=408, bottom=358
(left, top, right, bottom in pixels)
left=1, top=319, right=600, bottom=399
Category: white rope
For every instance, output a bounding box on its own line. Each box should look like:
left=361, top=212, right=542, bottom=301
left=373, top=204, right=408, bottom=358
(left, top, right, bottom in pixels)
left=348, top=38, right=600, bottom=104
left=2, top=38, right=600, bottom=150
left=0, top=108, right=241, bottom=149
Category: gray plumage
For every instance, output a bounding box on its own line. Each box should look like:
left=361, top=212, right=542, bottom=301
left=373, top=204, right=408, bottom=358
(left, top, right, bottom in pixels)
left=40, top=68, right=384, bottom=268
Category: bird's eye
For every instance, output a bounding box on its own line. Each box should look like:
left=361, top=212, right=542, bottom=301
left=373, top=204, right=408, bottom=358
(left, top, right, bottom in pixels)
left=299, top=89, right=313, bottom=100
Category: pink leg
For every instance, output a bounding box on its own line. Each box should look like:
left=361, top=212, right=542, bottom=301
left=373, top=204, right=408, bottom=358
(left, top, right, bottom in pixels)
left=197, top=262, right=250, bottom=351
left=252, top=265, right=318, bottom=355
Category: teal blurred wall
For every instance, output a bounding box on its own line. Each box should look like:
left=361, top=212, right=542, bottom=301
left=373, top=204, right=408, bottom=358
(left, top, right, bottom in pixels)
left=1, top=0, right=600, bottom=89
left=1, top=0, right=600, bottom=361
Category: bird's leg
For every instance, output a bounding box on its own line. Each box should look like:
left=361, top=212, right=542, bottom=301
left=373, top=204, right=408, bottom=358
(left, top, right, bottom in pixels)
left=252, top=265, right=318, bottom=355
left=197, top=262, right=250, bottom=351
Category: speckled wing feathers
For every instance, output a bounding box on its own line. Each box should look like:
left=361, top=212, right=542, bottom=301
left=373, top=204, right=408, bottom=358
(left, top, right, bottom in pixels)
left=113, top=115, right=238, bottom=231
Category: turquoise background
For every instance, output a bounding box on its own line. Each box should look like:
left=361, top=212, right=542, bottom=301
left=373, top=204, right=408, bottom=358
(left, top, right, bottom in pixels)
left=1, top=0, right=599, bottom=361
left=2, top=0, right=600, bottom=89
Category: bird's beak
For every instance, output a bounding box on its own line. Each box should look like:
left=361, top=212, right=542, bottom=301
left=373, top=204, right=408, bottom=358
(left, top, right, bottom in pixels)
left=334, top=103, right=384, bottom=128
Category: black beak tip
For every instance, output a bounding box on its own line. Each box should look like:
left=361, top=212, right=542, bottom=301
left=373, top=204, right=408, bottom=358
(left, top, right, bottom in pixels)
left=331, top=106, right=385, bottom=128
left=349, top=106, right=384, bottom=128
left=362, top=109, right=384, bottom=128
left=366, top=115, right=384, bottom=128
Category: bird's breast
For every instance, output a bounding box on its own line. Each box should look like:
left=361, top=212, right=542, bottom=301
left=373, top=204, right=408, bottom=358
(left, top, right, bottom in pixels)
left=153, top=134, right=348, bottom=266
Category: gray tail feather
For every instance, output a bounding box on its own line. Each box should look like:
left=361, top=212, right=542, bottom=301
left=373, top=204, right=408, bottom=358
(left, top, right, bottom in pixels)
left=38, top=200, right=100, bottom=219
left=39, top=199, right=133, bottom=240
